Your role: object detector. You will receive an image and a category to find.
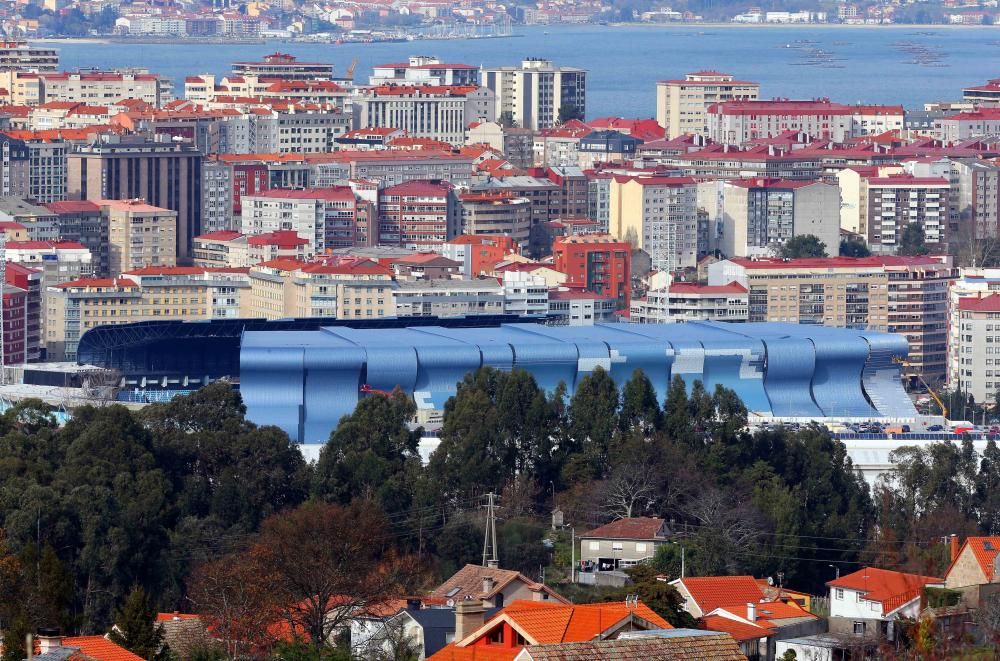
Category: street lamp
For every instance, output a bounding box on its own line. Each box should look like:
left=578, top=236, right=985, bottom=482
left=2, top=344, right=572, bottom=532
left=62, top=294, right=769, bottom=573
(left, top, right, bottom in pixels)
left=828, top=564, right=840, bottom=580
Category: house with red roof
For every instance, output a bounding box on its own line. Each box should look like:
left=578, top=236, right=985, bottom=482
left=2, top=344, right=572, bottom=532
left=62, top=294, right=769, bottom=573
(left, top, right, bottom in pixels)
left=827, top=567, right=941, bottom=638
left=578, top=517, right=671, bottom=575
left=943, top=535, right=1000, bottom=604
left=427, top=599, right=673, bottom=661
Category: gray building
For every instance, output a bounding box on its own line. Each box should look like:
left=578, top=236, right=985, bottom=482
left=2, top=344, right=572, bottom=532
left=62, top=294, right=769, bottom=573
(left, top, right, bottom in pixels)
left=481, top=59, right=587, bottom=130
left=579, top=517, right=671, bottom=574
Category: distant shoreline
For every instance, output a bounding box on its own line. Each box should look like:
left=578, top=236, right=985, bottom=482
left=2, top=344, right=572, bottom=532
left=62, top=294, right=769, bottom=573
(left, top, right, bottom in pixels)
left=603, top=22, right=1000, bottom=29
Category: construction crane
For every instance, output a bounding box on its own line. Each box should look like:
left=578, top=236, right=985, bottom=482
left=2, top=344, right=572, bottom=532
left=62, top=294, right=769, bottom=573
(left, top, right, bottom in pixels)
left=894, top=358, right=947, bottom=418
left=346, top=58, right=358, bottom=80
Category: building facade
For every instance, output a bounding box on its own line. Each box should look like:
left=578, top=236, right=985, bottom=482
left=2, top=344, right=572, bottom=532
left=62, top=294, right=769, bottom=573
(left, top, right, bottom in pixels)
left=481, top=59, right=587, bottom=130
left=656, top=71, right=760, bottom=139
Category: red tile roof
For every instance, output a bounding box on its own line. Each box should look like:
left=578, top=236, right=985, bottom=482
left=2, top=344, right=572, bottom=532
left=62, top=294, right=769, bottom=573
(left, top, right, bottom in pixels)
left=959, top=294, right=1000, bottom=313
left=701, top=614, right=773, bottom=641
left=676, top=576, right=765, bottom=614
left=195, top=230, right=243, bottom=241
left=669, top=281, right=747, bottom=295
left=59, top=637, right=144, bottom=661
left=583, top=517, right=667, bottom=540
left=945, top=536, right=1000, bottom=582
left=383, top=180, right=454, bottom=196
left=7, top=240, right=87, bottom=250
left=827, top=567, right=941, bottom=613
left=156, top=612, right=201, bottom=622
left=44, top=200, right=101, bottom=214
left=253, top=187, right=355, bottom=202
left=246, top=230, right=309, bottom=248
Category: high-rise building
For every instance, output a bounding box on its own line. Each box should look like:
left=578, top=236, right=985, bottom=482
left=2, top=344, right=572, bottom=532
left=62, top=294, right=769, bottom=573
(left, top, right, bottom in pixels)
left=552, top=233, right=632, bottom=307
left=102, top=199, right=178, bottom=274
left=352, top=85, right=494, bottom=146
left=458, top=191, right=532, bottom=250
left=240, top=188, right=360, bottom=253
left=43, top=200, right=109, bottom=276
left=0, top=41, right=58, bottom=72
left=862, top=175, right=949, bottom=253
left=6, top=262, right=41, bottom=362
left=656, top=71, right=760, bottom=139
left=608, top=175, right=699, bottom=274
left=370, top=57, right=480, bottom=86
left=481, top=58, right=587, bottom=130
left=713, top=178, right=841, bottom=258
left=67, top=137, right=202, bottom=262
left=377, top=180, right=458, bottom=250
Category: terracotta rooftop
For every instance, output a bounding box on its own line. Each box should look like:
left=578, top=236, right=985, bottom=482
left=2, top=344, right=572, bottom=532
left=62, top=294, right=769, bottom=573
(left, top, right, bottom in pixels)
left=428, top=564, right=569, bottom=604
left=59, top=637, right=144, bottom=661
left=519, top=631, right=745, bottom=660
left=945, top=536, right=1000, bottom=582
left=583, top=517, right=668, bottom=540
left=827, top=567, right=941, bottom=613
left=674, top=576, right=765, bottom=614
left=701, top=614, right=774, bottom=641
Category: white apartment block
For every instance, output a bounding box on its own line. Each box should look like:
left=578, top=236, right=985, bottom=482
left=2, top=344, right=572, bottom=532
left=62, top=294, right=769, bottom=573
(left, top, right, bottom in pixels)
left=656, top=71, right=760, bottom=139
left=481, top=58, right=587, bottom=131
left=352, top=86, right=495, bottom=145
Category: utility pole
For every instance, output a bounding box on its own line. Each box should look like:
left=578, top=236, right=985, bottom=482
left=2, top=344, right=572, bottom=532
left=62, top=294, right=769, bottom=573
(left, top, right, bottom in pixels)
left=570, top=527, right=575, bottom=583
left=482, top=492, right=498, bottom=568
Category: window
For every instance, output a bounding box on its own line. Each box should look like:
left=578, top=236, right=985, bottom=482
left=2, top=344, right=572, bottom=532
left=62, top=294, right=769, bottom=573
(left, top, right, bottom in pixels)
left=853, top=621, right=867, bottom=635
left=589, top=541, right=599, bottom=551
left=611, top=542, right=623, bottom=551
left=636, top=543, right=647, bottom=553
left=857, top=593, right=863, bottom=603
left=836, top=588, right=844, bottom=600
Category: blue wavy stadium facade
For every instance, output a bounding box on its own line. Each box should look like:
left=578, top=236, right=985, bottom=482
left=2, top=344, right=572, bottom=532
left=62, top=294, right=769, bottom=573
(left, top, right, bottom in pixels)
left=239, top=320, right=918, bottom=444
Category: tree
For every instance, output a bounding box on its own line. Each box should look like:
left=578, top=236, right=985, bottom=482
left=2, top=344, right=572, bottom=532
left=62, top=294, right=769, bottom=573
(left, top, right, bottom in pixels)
left=558, top=104, right=584, bottom=123
left=253, top=501, right=414, bottom=651
left=899, top=222, right=930, bottom=256
left=603, top=462, right=657, bottom=519
left=608, top=565, right=696, bottom=628
left=497, top=111, right=517, bottom=128
left=313, top=389, right=420, bottom=517
left=565, top=367, right=619, bottom=480
left=663, top=375, right=692, bottom=444
left=109, top=587, right=168, bottom=661
left=779, top=235, right=827, bottom=259
left=839, top=238, right=871, bottom=257
left=619, top=369, right=661, bottom=435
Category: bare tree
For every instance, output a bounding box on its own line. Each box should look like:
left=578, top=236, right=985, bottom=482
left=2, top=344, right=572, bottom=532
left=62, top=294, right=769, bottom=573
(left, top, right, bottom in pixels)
left=603, top=463, right=657, bottom=519
left=953, top=219, right=1000, bottom=269
left=976, top=591, right=1000, bottom=646
left=353, top=615, right=420, bottom=661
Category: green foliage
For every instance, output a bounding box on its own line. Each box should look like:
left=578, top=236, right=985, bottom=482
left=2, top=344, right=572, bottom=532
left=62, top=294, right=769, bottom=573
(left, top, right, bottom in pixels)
left=313, top=388, right=420, bottom=516
left=558, top=104, right=584, bottom=123
left=607, top=565, right=696, bottom=628
left=839, top=238, right=871, bottom=257
left=925, top=587, right=962, bottom=608
left=899, top=222, right=930, bottom=256
left=108, top=587, right=168, bottom=661
left=779, top=234, right=828, bottom=258
left=498, top=519, right=548, bottom=577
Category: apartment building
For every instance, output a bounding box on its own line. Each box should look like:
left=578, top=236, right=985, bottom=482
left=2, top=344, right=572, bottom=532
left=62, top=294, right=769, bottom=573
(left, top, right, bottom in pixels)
left=16, top=70, right=174, bottom=107
left=608, top=175, right=699, bottom=274
left=243, top=258, right=395, bottom=320
left=709, top=255, right=954, bottom=382
left=315, top=150, right=476, bottom=189
left=240, top=187, right=360, bottom=253
left=656, top=71, right=760, bottom=139
left=951, top=295, right=1000, bottom=403
left=393, top=279, right=505, bottom=317
left=352, top=85, right=494, bottom=145
left=46, top=267, right=250, bottom=360
left=439, top=234, right=519, bottom=277
left=502, top=270, right=549, bottom=317
left=552, top=233, right=631, bottom=306
left=68, top=137, right=202, bottom=261
left=962, top=78, right=1000, bottom=106
left=936, top=109, right=1000, bottom=142
left=481, top=58, right=587, bottom=130
left=630, top=281, right=749, bottom=323
left=0, top=198, right=59, bottom=242
left=43, top=200, right=109, bottom=276
left=714, top=178, right=841, bottom=258
left=0, top=41, right=58, bottom=72
left=705, top=100, right=900, bottom=145
left=369, top=57, right=480, bottom=86
left=201, top=159, right=234, bottom=234
left=193, top=230, right=309, bottom=268
left=7, top=262, right=42, bottom=362
left=103, top=199, right=178, bottom=275
left=230, top=52, right=335, bottom=81
left=951, top=159, right=1000, bottom=241
left=457, top=191, right=532, bottom=250
left=377, top=180, right=458, bottom=250
left=948, top=269, right=1000, bottom=388
left=6, top=240, right=92, bottom=291
left=0, top=283, right=28, bottom=366
left=0, top=133, right=31, bottom=198
left=863, top=176, right=949, bottom=253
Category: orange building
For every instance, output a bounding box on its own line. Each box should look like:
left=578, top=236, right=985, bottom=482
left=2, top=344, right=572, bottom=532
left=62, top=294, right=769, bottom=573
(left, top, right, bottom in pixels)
left=552, top=233, right=631, bottom=307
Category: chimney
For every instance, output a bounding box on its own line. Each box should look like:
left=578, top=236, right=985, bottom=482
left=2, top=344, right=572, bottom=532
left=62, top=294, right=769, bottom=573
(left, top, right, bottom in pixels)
left=483, top=575, right=495, bottom=595
left=25, top=634, right=33, bottom=661
left=950, top=534, right=960, bottom=563
left=37, top=629, right=61, bottom=654
left=746, top=602, right=756, bottom=623
left=454, top=598, right=486, bottom=642
left=487, top=559, right=499, bottom=569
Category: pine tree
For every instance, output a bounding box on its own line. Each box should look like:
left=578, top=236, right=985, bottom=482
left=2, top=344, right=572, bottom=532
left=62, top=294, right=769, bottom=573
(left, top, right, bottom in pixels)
left=663, top=375, right=692, bottom=444
left=109, top=586, right=168, bottom=661
left=619, top=369, right=661, bottom=434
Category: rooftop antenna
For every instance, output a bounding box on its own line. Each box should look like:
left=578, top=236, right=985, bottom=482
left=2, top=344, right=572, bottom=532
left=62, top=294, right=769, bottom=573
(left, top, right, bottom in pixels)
left=482, top=492, right=498, bottom=568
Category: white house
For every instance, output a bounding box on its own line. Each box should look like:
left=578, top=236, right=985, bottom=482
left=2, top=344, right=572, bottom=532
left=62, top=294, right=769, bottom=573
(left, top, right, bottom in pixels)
left=826, top=567, right=942, bottom=640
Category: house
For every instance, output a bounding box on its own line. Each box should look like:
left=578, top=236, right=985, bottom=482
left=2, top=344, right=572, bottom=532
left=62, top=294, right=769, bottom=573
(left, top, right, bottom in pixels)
left=428, top=564, right=569, bottom=609
left=512, top=629, right=748, bottom=660
left=30, top=635, right=144, bottom=661
left=155, top=612, right=213, bottom=659
left=427, top=598, right=673, bottom=660
left=942, top=535, right=1000, bottom=607
left=578, top=517, right=670, bottom=574
left=826, top=567, right=942, bottom=640
left=671, top=576, right=767, bottom=618
left=775, top=632, right=881, bottom=661
left=702, top=601, right=819, bottom=661
left=354, top=603, right=495, bottom=660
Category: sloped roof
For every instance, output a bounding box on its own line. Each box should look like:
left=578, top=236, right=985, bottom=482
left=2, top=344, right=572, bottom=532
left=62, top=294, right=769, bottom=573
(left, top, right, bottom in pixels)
left=701, top=614, right=773, bottom=642
left=827, top=567, right=941, bottom=613
left=518, top=631, right=746, bottom=660
left=583, top=517, right=666, bottom=541
left=945, top=536, right=1000, bottom=582
left=59, top=638, right=143, bottom=661
left=675, top=576, right=764, bottom=614
left=428, top=564, right=568, bottom=604
left=497, top=600, right=671, bottom=644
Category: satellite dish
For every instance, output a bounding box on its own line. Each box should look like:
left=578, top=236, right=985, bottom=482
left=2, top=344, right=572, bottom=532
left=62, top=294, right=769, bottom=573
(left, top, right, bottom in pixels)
left=767, top=576, right=775, bottom=586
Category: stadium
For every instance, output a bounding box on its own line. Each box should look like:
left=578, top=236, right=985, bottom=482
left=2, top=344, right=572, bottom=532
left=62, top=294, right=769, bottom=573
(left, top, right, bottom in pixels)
left=236, top=319, right=918, bottom=445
